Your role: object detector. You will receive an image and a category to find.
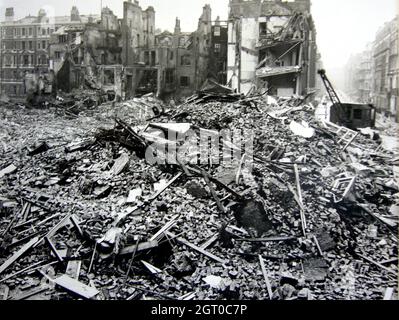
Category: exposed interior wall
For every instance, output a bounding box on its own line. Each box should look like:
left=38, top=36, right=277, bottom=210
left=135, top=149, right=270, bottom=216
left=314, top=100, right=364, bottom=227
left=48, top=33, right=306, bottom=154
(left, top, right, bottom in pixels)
left=240, top=17, right=259, bottom=94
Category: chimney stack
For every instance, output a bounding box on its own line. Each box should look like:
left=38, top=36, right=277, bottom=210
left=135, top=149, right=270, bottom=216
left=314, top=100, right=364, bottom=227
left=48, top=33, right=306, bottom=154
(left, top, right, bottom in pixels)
left=5, top=7, right=14, bottom=22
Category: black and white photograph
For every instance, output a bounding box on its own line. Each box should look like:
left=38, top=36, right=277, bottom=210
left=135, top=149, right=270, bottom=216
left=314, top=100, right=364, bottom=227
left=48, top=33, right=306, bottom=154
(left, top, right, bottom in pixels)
left=0, top=0, right=398, bottom=306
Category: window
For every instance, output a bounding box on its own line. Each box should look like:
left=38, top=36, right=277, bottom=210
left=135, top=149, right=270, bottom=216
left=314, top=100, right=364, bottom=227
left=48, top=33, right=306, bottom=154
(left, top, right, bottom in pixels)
left=144, top=51, right=150, bottom=65
left=21, top=41, right=26, bottom=50
left=42, top=41, right=46, bottom=49
left=55, top=51, right=61, bottom=59
left=214, top=26, right=221, bottom=37
left=181, top=55, right=191, bottom=66
left=259, top=22, right=267, bottom=37
left=23, top=55, right=29, bottom=66
left=38, top=42, right=41, bottom=49
left=165, top=69, right=174, bottom=84
left=4, top=55, right=12, bottom=67
left=353, top=109, right=363, bottom=120
left=29, top=28, right=33, bottom=36
left=180, top=76, right=190, bottom=87
left=103, top=69, right=115, bottom=85
left=22, top=28, right=26, bottom=36
left=169, top=51, right=174, bottom=60
left=214, top=43, right=221, bottom=53
left=29, top=41, right=33, bottom=50
left=179, top=37, right=185, bottom=47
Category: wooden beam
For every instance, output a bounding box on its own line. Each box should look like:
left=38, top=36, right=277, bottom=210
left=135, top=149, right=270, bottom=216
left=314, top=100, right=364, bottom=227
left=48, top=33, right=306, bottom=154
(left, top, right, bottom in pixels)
left=0, top=237, right=39, bottom=274
left=201, top=169, right=225, bottom=214
left=53, top=274, right=99, bottom=299
left=357, top=253, right=396, bottom=275
left=168, top=232, right=227, bottom=265
left=259, top=255, right=273, bottom=300
left=120, top=240, right=159, bottom=256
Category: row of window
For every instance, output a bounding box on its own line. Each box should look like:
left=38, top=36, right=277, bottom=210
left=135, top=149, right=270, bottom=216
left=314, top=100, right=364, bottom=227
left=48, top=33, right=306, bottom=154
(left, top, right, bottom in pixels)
left=164, top=70, right=190, bottom=88
left=2, top=26, right=55, bottom=37
left=3, top=54, right=49, bottom=66
left=2, top=40, right=48, bottom=50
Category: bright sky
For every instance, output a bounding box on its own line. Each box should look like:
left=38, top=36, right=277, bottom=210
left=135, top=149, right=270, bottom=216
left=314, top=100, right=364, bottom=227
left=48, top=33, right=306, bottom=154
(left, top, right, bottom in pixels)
left=1, top=0, right=397, bottom=75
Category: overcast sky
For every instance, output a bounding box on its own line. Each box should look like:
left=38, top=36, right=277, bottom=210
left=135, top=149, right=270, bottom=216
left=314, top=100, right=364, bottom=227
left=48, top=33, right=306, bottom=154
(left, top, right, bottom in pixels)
left=0, top=0, right=397, bottom=73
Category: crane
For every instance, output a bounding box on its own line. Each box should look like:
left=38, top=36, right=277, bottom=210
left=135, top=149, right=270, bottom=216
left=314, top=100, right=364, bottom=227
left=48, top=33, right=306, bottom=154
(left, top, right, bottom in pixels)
left=317, top=69, right=346, bottom=126
left=317, top=69, right=376, bottom=129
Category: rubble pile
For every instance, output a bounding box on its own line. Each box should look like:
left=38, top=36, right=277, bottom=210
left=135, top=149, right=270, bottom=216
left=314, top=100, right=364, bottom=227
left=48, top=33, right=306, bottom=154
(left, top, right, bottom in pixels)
left=0, top=93, right=398, bottom=301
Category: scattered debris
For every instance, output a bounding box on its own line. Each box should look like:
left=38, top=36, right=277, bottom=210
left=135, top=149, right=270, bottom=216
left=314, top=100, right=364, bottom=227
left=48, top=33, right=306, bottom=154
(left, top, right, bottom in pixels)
left=0, top=90, right=397, bottom=300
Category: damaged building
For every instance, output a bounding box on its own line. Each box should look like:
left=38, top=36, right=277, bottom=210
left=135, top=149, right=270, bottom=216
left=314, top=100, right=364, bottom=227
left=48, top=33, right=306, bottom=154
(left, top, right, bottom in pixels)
left=0, top=7, right=99, bottom=99
left=49, top=1, right=159, bottom=100
left=227, top=0, right=319, bottom=96
left=49, top=7, right=123, bottom=97
left=155, top=5, right=229, bottom=100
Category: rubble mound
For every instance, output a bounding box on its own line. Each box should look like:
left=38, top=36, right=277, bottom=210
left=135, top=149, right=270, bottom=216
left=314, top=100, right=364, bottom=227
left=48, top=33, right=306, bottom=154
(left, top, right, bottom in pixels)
left=0, top=93, right=397, bottom=300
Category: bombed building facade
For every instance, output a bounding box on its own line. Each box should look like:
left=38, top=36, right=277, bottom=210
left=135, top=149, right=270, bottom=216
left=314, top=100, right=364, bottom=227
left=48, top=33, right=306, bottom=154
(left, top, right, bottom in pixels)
left=155, top=5, right=218, bottom=100
left=227, top=0, right=319, bottom=96
left=0, top=7, right=99, bottom=99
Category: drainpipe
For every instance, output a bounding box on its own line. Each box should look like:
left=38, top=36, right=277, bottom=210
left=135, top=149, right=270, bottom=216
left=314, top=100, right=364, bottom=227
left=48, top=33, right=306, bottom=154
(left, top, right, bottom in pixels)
left=0, top=24, right=3, bottom=95
left=238, top=17, right=242, bottom=93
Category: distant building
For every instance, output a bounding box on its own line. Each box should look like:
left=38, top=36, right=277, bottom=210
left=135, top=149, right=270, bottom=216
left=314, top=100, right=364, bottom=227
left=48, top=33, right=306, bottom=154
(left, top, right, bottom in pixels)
left=345, top=16, right=398, bottom=121
left=122, top=0, right=156, bottom=67
left=227, top=0, right=319, bottom=96
left=0, top=7, right=99, bottom=98
left=48, top=1, right=159, bottom=99
left=209, top=17, right=228, bottom=85
left=155, top=5, right=218, bottom=100
left=345, top=46, right=373, bottom=103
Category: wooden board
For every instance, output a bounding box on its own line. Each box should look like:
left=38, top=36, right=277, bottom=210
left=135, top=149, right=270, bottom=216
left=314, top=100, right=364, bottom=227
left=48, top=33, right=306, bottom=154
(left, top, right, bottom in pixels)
left=53, top=274, right=99, bottom=299
left=168, top=233, right=227, bottom=265
left=0, top=237, right=39, bottom=274
left=119, top=241, right=159, bottom=256
left=66, top=260, right=82, bottom=280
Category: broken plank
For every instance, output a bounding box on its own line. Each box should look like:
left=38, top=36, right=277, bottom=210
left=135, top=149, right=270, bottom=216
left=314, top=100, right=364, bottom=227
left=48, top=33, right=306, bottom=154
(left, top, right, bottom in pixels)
left=312, top=235, right=324, bottom=257
left=258, top=255, right=273, bottom=300
left=187, top=165, right=243, bottom=200
left=383, top=287, right=394, bottom=300
left=0, top=237, right=39, bottom=274
left=141, top=260, right=162, bottom=275
left=0, top=284, right=9, bottom=300
left=70, top=214, right=84, bottom=237
left=201, top=169, right=225, bottom=214
left=44, top=237, right=64, bottom=262
left=168, top=232, right=227, bottom=265
left=120, top=240, right=159, bottom=256
left=149, top=172, right=183, bottom=201
left=149, top=215, right=179, bottom=242
left=0, top=261, right=57, bottom=284
left=53, top=274, right=99, bottom=299
left=0, top=164, right=17, bottom=179
left=356, top=253, right=396, bottom=275
left=66, top=261, right=82, bottom=280
left=236, top=236, right=297, bottom=242
left=200, top=233, right=219, bottom=250
left=124, top=238, right=141, bottom=283
left=110, top=153, right=130, bottom=176
left=10, top=286, right=48, bottom=300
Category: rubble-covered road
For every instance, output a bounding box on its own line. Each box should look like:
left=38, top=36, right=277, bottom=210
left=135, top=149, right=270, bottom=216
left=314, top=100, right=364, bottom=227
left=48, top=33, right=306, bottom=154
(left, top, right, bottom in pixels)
left=0, top=92, right=398, bottom=300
